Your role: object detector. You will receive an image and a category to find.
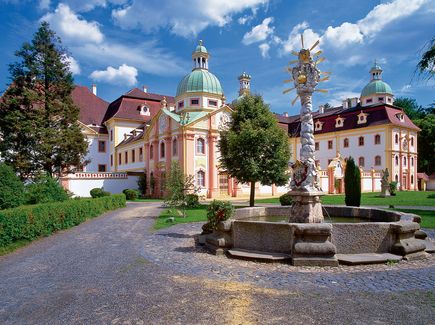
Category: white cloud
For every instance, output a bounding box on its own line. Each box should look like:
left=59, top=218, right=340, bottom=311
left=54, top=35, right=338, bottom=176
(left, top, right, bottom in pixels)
left=322, top=0, right=427, bottom=47
left=64, top=55, right=81, bottom=75
left=242, top=17, right=274, bottom=45
left=111, top=0, right=269, bottom=37
left=259, top=43, right=270, bottom=58
left=238, top=15, right=252, bottom=25
left=327, top=91, right=361, bottom=107
left=61, top=0, right=128, bottom=12
left=278, top=22, right=321, bottom=56
left=90, top=64, right=138, bottom=86
left=42, top=4, right=104, bottom=43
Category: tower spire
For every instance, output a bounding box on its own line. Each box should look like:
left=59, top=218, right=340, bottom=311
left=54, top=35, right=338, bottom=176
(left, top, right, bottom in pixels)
left=370, top=59, right=383, bottom=81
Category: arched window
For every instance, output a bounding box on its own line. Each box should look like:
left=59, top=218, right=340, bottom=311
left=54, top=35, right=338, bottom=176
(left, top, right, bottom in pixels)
left=395, top=134, right=399, bottom=144
left=395, top=156, right=398, bottom=165
left=358, top=157, right=365, bottom=167
left=411, top=175, right=414, bottom=184
left=172, top=138, right=177, bottom=156
left=150, top=145, right=153, bottom=159
left=411, top=157, right=414, bottom=166
left=395, top=174, right=398, bottom=182
left=403, top=156, right=406, bottom=166
left=343, top=138, right=349, bottom=148
left=374, top=134, right=381, bottom=145
left=375, top=156, right=381, bottom=166
left=358, top=136, right=364, bottom=146
left=197, top=170, right=205, bottom=187
left=160, top=142, right=165, bottom=158
left=196, top=138, right=205, bottom=154
left=410, top=137, right=414, bottom=146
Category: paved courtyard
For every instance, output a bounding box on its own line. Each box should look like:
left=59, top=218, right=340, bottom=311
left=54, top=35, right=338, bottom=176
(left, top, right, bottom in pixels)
left=0, top=203, right=434, bottom=324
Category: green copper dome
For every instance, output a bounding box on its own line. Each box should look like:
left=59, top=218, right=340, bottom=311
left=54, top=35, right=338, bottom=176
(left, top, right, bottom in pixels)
left=176, top=69, right=223, bottom=97
left=361, top=80, right=393, bottom=97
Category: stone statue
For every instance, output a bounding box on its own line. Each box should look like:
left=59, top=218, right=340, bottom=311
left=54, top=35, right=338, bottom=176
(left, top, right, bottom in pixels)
left=380, top=168, right=390, bottom=197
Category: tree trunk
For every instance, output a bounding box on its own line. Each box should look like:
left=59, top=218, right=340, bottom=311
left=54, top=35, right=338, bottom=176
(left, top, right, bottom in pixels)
left=249, top=181, right=255, bottom=207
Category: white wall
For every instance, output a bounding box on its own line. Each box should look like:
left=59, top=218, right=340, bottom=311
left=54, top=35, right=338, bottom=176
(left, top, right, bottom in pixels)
left=67, top=175, right=139, bottom=197
left=84, top=135, right=110, bottom=172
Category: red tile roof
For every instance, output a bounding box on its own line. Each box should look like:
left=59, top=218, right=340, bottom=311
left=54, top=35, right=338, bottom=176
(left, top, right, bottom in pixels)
left=417, top=173, right=429, bottom=181
left=72, top=86, right=109, bottom=127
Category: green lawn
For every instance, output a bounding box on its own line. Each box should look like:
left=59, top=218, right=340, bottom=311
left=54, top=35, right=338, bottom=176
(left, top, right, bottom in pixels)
left=394, top=209, right=435, bottom=229
left=256, top=191, right=435, bottom=207
left=153, top=205, right=208, bottom=230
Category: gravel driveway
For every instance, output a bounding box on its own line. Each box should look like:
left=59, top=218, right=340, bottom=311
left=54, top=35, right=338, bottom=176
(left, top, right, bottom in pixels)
left=0, top=202, right=434, bottom=325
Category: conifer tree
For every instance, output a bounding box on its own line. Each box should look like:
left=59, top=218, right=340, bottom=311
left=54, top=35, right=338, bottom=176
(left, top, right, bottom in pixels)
left=0, top=21, right=87, bottom=179
left=344, top=157, right=361, bottom=207
left=219, top=94, right=291, bottom=207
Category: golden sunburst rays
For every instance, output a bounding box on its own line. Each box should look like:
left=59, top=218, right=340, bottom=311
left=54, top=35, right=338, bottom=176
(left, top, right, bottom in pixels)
left=282, top=34, right=330, bottom=104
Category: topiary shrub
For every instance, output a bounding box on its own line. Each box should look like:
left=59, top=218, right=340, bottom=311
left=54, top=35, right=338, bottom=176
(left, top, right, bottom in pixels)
left=26, top=175, right=69, bottom=204
left=344, top=157, right=361, bottom=207
left=123, top=189, right=140, bottom=200
left=204, top=200, right=234, bottom=233
left=185, top=194, right=199, bottom=207
left=389, top=181, right=398, bottom=196
left=90, top=188, right=110, bottom=198
left=0, top=163, right=25, bottom=210
left=279, top=193, right=293, bottom=206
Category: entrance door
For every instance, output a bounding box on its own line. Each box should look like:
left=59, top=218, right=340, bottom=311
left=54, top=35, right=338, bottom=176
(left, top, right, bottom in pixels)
left=219, top=173, right=229, bottom=196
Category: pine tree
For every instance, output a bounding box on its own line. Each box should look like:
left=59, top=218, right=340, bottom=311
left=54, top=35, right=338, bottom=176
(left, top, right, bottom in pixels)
left=219, top=94, right=291, bottom=207
left=0, top=21, right=87, bottom=179
left=344, top=157, right=361, bottom=207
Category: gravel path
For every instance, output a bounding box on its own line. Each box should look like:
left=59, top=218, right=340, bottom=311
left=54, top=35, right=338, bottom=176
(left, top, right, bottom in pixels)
left=0, top=203, right=434, bottom=325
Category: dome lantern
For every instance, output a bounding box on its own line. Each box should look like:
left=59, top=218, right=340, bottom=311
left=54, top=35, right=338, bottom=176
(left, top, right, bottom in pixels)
left=360, top=60, right=394, bottom=107
left=192, top=40, right=209, bottom=70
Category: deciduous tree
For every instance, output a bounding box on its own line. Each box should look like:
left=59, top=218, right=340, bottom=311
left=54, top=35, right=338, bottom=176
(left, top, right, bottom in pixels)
left=219, top=94, right=291, bottom=207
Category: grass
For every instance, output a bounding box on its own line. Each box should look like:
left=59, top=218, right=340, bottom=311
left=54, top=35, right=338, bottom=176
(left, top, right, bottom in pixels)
left=256, top=191, right=435, bottom=207
left=0, top=239, right=32, bottom=257
left=153, top=205, right=208, bottom=230
left=393, top=209, right=435, bottom=229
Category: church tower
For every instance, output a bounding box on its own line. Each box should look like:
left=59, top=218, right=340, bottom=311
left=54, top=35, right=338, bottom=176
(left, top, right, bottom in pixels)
left=238, top=72, right=251, bottom=96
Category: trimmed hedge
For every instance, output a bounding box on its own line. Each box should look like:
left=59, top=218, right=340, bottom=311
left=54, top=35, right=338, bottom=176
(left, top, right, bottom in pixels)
left=0, top=194, right=126, bottom=247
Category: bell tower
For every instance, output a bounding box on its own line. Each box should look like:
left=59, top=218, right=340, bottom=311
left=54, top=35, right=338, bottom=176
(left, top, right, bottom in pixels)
left=238, top=72, right=251, bottom=96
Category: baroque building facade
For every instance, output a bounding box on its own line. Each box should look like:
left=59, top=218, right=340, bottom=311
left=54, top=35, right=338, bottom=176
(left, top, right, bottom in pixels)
left=64, top=44, right=419, bottom=197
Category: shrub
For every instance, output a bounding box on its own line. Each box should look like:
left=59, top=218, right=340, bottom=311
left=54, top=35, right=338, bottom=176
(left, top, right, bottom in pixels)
left=0, top=163, right=25, bottom=210
left=137, top=173, right=147, bottom=197
left=0, top=194, right=126, bottom=247
left=90, top=188, right=110, bottom=198
left=344, top=157, right=361, bottom=207
left=279, top=193, right=293, bottom=206
left=389, top=181, right=398, bottom=196
left=26, top=175, right=69, bottom=204
left=123, top=189, right=140, bottom=200
left=428, top=194, right=435, bottom=199
left=185, top=194, right=199, bottom=207
left=205, top=200, right=234, bottom=232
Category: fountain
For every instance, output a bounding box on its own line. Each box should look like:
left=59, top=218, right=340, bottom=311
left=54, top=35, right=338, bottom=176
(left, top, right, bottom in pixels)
left=202, top=38, right=433, bottom=266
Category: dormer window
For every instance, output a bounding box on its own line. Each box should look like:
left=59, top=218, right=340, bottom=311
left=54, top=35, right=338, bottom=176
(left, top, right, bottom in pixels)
left=314, top=120, right=324, bottom=131
left=139, top=104, right=150, bottom=116
left=396, top=113, right=404, bottom=122
left=335, top=116, right=345, bottom=128
left=357, top=111, right=368, bottom=124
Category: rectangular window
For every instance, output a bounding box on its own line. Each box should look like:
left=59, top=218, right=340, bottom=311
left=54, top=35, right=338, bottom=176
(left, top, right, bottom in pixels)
left=132, top=149, right=135, bottom=163
left=359, top=137, right=364, bottom=146
left=125, top=151, right=128, bottom=164
left=208, top=100, right=218, bottom=107
left=118, top=153, right=122, bottom=165
left=378, top=97, right=384, bottom=102
left=98, top=164, right=106, bottom=172
left=98, top=140, right=106, bottom=152
left=315, top=142, right=319, bottom=151
left=366, top=98, right=373, bottom=104
left=328, top=140, right=333, bottom=150
left=110, top=130, right=113, bottom=142
left=139, top=148, right=143, bottom=162
left=110, top=154, right=113, bottom=166
left=178, top=101, right=184, bottom=109
left=190, top=98, right=199, bottom=106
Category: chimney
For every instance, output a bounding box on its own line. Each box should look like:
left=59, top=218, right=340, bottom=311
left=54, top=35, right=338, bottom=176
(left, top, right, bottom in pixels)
left=350, top=97, right=359, bottom=107
left=342, top=99, right=348, bottom=109
left=283, top=112, right=289, bottom=117
left=143, top=85, right=148, bottom=93
left=318, top=105, right=324, bottom=114
left=92, top=84, right=97, bottom=96
left=124, top=133, right=128, bottom=140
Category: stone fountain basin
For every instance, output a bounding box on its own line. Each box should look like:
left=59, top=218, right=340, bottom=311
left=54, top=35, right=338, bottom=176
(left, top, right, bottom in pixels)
left=204, top=205, right=432, bottom=266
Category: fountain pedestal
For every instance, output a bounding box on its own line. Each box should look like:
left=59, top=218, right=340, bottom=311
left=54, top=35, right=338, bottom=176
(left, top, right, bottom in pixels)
left=288, top=190, right=325, bottom=223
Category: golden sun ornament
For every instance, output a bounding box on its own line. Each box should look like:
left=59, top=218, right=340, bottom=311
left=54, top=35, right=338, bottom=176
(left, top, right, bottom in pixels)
left=282, top=34, right=331, bottom=105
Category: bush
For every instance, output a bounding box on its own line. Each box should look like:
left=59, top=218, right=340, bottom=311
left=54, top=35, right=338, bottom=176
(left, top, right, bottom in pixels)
left=26, top=175, right=69, bottom=204
left=123, top=189, right=140, bottom=200
left=344, top=157, right=361, bottom=207
left=90, top=188, right=111, bottom=198
left=137, top=173, right=147, bottom=197
left=0, top=163, right=25, bottom=210
left=428, top=194, right=435, bottom=199
left=185, top=194, right=199, bottom=207
left=0, top=194, right=126, bottom=247
left=389, top=182, right=398, bottom=196
left=279, top=193, right=293, bottom=206
left=205, top=200, right=234, bottom=232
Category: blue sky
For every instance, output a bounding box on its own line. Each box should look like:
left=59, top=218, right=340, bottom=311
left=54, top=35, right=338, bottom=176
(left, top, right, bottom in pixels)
left=1, top=0, right=434, bottom=114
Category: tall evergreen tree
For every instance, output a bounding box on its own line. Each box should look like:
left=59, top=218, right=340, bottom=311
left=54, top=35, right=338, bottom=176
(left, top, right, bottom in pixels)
left=0, top=21, right=87, bottom=179
left=219, top=94, right=291, bottom=207
left=344, top=157, right=361, bottom=207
